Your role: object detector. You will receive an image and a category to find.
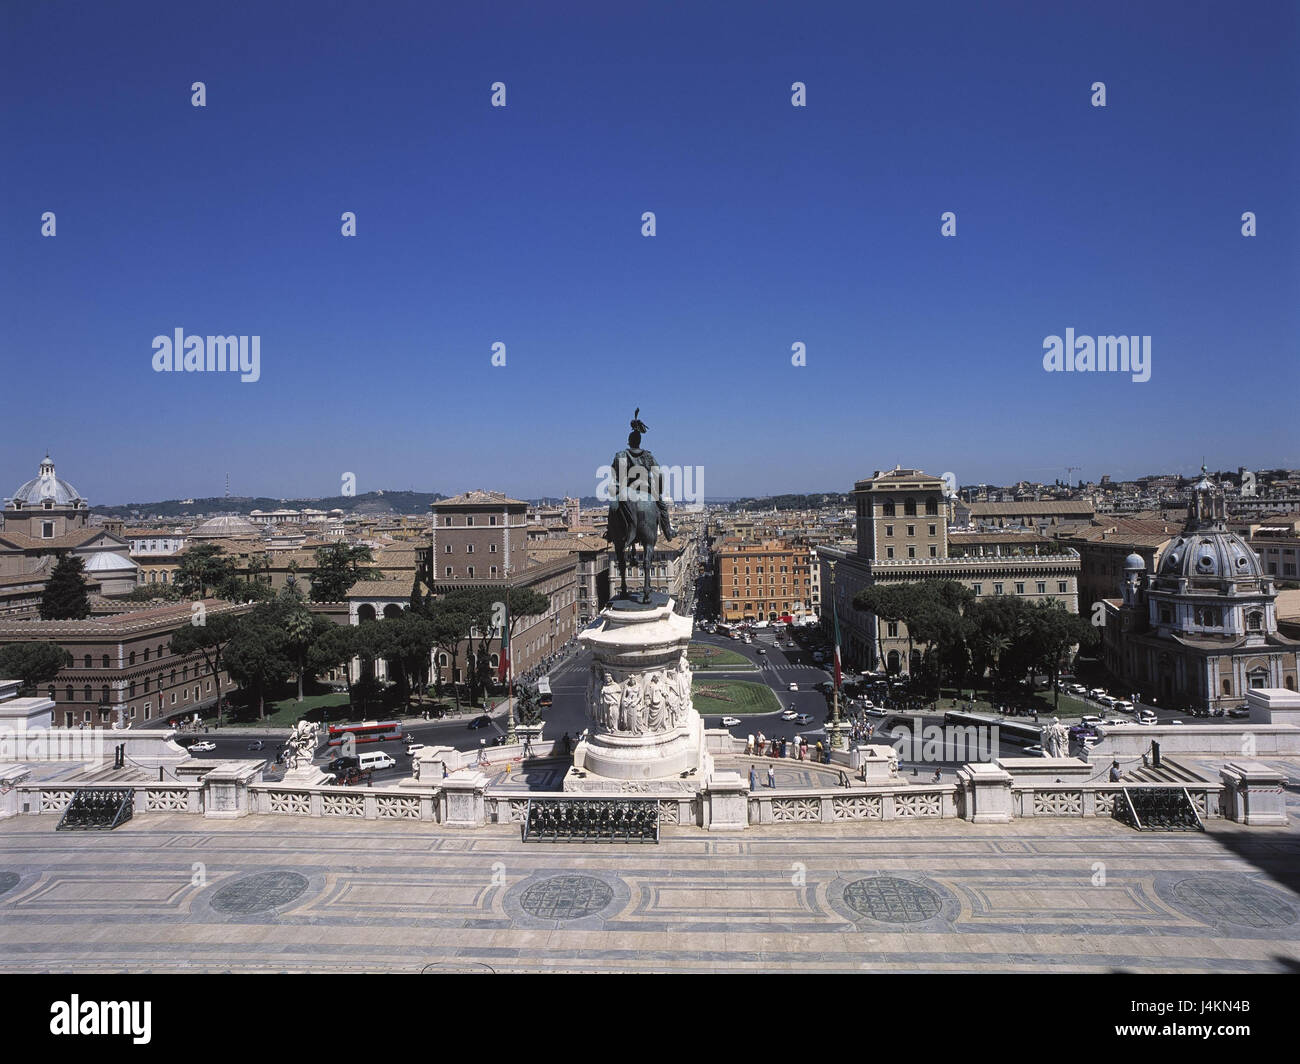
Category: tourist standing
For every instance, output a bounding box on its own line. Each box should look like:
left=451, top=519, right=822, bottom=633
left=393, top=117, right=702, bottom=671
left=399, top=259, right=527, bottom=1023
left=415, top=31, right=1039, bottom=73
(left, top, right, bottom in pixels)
left=767, top=764, right=776, bottom=789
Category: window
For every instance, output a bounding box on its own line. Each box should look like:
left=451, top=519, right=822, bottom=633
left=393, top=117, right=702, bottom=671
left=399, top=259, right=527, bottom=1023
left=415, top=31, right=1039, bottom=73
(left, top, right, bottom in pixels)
left=887, top=547, right=895, bottom=559
left=490, top=515, right=497, bottom=526
left=466, top=544, right=474, bottom=553
left=1015, top=582, right=1025, bottom=595
left=467, top=566, right=474, bottom=577
left=907, top=547, right=915, bottom=558
left=42, top=521, right=55, bottom=538
left=883, top=501, right=895, bottom=517
left=445, top=517, right=452, bottom=526
left=1247, top=612, right=1263, bottom=632
left=83, top=685, right=91, bottom=702
left=929, top=525, right=936, bottom=536
left=887, top=622, right=899, bottom=637
left=1160, top=608, right=1172, bottom=624
left=101, top=685, right=108, bottom=703
left=1037, top=582, right=1046, bottom=594
left=143, top=647, right=150, bottom=662
left=102, top=654, right=109, bottom=668
left=904, top=498, right=916, bottom=516
left=972, top=584, right=982, bottom=596
left=929, top=546, right=937, bottom=557
left=907, top=525, right=915, bottom=536
left=994, top=583, right=1004, bottom=595
left=445, top=544, right=452, bottom=554
left=884, top=525, right=893, bottom=536
left=491, top=566, right=498, bottom=576
left=925, top=499, right=938, bottom=516
left=129, top=652, right=136, bottom=666
left=445, top=566, right=453, bottom=577
left=490, top=544, right=497, bottom=553
left=467, top=516, right=474, bottom=527
left=1058, top=582, right=1067, bottom=593
left=83, top=654, right=91, bottom=669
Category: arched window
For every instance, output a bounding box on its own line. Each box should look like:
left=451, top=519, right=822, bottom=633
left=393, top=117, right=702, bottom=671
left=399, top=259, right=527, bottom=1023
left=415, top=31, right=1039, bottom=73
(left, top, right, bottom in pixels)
left=83, top=654, right=91, bottom=669
left=102, top=654, right=109, bottom=668
left=904, top=498, right=916, bottom=516
left=101, top=685, right=109, bottom=703
left=882, top=500, right=895, bottom=517
left=925, top=498, right=938, bottom=516
left=83, top=685, right=92, bottom=702
left=129, top=652, right=136, bottom=666
left=1247, top=611, right=1263, bottom=632
left=143, top=648, right=150, bottom=662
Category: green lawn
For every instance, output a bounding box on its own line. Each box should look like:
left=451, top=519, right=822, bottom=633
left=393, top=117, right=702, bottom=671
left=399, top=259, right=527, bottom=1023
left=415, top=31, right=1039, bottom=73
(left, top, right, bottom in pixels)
left=937, top=688, right=1097, bottom=720
left=687, top=643, right=754, bottom=669
left=222, top=688, right=506, bottom=728
left=691, top=678, right=782, bottom=716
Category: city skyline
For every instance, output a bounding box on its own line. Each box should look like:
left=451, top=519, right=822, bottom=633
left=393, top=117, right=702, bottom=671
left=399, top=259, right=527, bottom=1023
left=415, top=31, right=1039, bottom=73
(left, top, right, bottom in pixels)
left=4, top=1, right=1297, bottom=500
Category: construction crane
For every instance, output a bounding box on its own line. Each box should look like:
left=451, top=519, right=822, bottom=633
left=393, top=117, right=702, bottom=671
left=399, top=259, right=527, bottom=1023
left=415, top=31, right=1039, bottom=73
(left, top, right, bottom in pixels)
left=1064, top=466, right=1081, bottom=485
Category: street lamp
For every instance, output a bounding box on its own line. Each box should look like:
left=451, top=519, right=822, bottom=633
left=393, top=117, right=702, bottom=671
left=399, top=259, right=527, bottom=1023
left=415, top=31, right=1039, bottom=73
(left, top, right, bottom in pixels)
left=827, top=559, right=846, bottom=752
left=503, top=566, right=517, bottom=745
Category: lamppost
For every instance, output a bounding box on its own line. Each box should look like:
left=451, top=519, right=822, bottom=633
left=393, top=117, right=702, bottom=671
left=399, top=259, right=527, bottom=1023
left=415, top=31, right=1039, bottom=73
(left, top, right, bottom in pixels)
left=827, top=559, right=846, bottom=752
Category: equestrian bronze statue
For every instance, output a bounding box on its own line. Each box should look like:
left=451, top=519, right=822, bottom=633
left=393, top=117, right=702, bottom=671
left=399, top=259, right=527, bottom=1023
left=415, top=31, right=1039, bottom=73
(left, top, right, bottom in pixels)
left=605, top=408, right=676, bottom=603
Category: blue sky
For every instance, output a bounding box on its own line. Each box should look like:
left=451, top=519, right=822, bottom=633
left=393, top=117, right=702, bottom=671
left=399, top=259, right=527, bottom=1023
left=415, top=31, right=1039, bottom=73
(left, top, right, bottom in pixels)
left=3, top=0, right=1297, bottom=505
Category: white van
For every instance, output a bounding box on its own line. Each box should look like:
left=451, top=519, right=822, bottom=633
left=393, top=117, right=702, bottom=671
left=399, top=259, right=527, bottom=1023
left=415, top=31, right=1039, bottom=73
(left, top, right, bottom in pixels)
left=358, top=751, right=396, bottom=772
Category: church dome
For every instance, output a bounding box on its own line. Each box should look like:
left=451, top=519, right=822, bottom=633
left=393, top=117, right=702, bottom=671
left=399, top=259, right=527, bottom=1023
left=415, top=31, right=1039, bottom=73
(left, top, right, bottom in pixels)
left=1156, top=531, right=1263, bottom=584
left=192, top=515, right=260, bottom=538
left=1124, top=553, right=1146, bottom=570
left=8, top=455, right=83, bottom=507
left=83, top=552, right=137, bottom=573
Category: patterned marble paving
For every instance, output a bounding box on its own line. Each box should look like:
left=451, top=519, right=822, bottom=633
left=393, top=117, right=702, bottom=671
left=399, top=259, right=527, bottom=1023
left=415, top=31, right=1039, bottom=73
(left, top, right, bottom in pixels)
left=1, top=812, right=1298, bottom=972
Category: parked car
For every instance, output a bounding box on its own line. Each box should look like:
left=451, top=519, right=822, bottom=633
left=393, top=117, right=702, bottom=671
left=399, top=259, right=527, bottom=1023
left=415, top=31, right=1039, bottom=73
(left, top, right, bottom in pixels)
left=1136, top=710, right=1157, bottom=725
left=1081, top=715, right=1102, bottom=726
left=1112, top=700, right=1135, bottom=714
left=189, top=741, right=216, bottom=753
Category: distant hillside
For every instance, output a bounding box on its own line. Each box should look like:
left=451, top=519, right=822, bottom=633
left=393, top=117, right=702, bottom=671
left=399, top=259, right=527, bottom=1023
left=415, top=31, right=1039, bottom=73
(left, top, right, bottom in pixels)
left=91, top=490, right=446, bottom=519
left=726, top=492, right=852, bottom=511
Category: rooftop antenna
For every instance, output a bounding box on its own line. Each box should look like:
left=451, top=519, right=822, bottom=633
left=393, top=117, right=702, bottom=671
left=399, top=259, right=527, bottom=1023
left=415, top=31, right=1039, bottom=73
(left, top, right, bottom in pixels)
left=225, top=473, right=230, bottom=499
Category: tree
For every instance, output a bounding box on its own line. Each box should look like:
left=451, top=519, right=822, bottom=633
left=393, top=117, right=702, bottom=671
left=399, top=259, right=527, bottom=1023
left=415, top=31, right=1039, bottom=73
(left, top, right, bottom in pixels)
left=272, top=586, right=319, bottom=702
left=307, top=622, right=361, bottom=711
left=1024, top=601, right=1098, bottom=711
left=40, top=555, right=90, bottom=620
left=169, top=612, right=240, bottom=719
left=121, top=583, right=184, bottom=603
left=853, top=583, right=906, bottom=673
left=0, top=642, right=72, bottom=696
left=174, top=544, right=237, bottom=599
left=379, top=610, right=436, bottom=705
left=310, top=543, right=376, bottom=602
left=425, top=603, right=471, bottom=709
left=223, top=608, right=293, bottom=719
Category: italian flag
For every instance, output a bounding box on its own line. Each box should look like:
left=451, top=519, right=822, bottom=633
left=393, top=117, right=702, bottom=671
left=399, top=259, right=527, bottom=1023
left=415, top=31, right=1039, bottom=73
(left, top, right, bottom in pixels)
left=498, top=601, right=510, bottom=683
left=832, top=598, right=843, bottom=692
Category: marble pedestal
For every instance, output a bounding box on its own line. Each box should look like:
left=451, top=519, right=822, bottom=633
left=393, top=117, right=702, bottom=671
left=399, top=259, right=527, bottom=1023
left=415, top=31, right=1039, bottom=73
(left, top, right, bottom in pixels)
left=564, top=594, right=713, bottom=795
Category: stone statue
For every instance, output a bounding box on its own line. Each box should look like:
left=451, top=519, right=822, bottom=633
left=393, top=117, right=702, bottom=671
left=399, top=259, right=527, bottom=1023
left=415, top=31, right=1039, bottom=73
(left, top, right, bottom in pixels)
left=1040, top=717, right=1069, bottom=758
left=285, top=720, right=319, bottom=770
left=599, top=671, right=622, bottom=731
left=605, top=409, right=676, bottom=603
left=667, top=652, right=692, bottom=727
left=620, top=674, right=644, bottom=735
left=646, top=671, right=667, bottom=731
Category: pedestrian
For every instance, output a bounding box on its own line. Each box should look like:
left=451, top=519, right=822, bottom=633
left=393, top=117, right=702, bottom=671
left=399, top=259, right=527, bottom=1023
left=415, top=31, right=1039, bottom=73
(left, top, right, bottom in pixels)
left=1109, top=760, right=1122, bottom=782
left=749, top=765, right=757, bottom=791
left=746, top=734, right=754, bottom=756
left=767, top=764, right=776, bottom=788
left=931, top=768, right=941, bottom=783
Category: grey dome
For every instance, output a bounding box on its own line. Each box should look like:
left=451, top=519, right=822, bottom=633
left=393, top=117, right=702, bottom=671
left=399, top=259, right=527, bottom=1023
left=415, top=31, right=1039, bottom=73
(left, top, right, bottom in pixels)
left=1157, top=532, right=1262, bottom=584
left=1124, top=553, right=1146, bottom=570
left=192, top=515, right=260, bottom=538
left=8, top=456, right=83, bottom=507
left=83, top=552, right=137, bottom=573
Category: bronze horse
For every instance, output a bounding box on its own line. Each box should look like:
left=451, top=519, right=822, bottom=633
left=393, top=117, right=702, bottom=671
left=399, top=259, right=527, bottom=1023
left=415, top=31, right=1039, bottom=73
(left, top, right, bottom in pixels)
left=609, top=496, right=659, bottom=604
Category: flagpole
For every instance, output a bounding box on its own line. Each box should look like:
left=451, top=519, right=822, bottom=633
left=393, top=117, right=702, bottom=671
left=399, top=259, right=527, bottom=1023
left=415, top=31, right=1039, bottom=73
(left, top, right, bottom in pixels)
left=504, top=567, right=517, bottom=745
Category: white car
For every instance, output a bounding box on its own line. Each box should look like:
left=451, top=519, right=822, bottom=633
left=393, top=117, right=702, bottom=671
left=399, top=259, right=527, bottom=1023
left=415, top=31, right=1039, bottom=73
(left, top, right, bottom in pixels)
left=720, top=716, right=742, bottom=727
left=405, top=743, right=425, bottom=756
left=189, top=741, right=216, bottom=753
left=1081, top=715, right=1103, bottom=726
left=780, top=709, right=799, bottom=721
left=1024, top=744, right=1043, bottom=755
left=788, top=682, right=799, bottom=691
left=866, top=706, right=886, bottom=717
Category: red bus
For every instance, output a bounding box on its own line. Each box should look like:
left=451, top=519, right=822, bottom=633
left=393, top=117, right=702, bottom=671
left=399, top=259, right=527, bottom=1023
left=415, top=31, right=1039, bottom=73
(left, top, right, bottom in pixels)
left=326, top=720, right=402, bottom=746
